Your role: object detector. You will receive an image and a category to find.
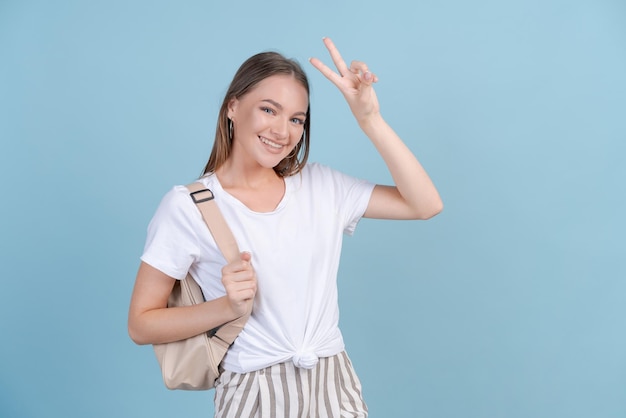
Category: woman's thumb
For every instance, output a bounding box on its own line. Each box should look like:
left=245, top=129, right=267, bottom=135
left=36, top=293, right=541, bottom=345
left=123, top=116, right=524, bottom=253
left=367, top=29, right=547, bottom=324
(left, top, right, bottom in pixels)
left=240, top=251, right=252, bottom=262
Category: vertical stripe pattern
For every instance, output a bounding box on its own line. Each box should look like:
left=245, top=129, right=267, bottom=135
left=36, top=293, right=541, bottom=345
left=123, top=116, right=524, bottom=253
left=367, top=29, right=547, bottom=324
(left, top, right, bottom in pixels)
left=214, top=351, right=368, bottom=417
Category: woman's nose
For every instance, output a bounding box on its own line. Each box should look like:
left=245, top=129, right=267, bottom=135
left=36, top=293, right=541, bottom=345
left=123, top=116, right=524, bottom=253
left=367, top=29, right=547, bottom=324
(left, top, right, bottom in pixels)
left=270, top=117, right=289, bottom=139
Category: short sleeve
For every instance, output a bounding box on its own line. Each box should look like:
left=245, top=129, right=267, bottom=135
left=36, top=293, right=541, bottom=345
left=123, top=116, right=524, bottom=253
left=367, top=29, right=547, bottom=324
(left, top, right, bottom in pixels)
left=337, top=172, right=375, bottom=236
left=140, top=186, right=202, bottom=280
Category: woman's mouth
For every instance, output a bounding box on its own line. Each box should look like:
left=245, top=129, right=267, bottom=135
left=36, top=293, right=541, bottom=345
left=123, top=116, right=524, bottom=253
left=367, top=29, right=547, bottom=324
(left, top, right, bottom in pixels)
left=259, top=136, right=284, bottom=149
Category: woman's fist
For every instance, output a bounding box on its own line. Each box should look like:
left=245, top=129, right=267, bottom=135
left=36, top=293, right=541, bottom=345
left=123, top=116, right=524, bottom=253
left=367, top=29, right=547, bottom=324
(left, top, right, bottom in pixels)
left=221, top=251, right=257, bottom=317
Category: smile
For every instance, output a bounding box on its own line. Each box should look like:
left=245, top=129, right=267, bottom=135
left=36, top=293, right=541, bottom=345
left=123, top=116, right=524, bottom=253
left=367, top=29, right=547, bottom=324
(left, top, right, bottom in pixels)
left=259, top=136, right=283, bottom=149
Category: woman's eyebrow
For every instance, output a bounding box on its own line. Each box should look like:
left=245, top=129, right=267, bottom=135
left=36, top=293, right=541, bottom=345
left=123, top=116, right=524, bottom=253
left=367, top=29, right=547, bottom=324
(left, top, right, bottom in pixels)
left=262, top=99, right=307, bottom=117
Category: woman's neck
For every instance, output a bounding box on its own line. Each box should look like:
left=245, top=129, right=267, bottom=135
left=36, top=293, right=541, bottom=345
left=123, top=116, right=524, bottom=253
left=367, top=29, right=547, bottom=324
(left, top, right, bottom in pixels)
left=215, top=160, right=286, bottom=212
left=216, top=159, right=280, bottom=190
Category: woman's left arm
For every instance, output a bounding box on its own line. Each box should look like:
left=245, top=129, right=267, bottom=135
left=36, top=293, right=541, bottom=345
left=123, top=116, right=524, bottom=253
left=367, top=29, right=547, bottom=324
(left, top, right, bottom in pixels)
left=310, top=37, right=443, bottom=220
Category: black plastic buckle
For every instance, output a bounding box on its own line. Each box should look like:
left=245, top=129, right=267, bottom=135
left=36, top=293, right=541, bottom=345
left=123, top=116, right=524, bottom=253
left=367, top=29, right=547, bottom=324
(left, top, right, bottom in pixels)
left=208, top=325, right=222, bottom=337
left=208, top=325, right=230, bottom=344
left=190, top=188, right=214, bottom=204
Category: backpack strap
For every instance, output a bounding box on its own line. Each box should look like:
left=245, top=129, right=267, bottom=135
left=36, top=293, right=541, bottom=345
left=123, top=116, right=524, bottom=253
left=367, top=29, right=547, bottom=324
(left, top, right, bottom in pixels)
left=186, top=182, right=240, bottom=264
left=185, top=182, right=251, bottom=343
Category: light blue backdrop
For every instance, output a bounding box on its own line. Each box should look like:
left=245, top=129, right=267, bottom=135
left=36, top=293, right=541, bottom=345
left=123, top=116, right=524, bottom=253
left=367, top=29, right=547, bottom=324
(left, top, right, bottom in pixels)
left=1, top=1, right=625, bottom=417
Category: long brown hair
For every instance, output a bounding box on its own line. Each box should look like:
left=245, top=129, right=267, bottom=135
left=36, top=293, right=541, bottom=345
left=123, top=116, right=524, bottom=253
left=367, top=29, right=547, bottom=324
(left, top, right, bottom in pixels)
left=202, top=51, right=311, bottom=177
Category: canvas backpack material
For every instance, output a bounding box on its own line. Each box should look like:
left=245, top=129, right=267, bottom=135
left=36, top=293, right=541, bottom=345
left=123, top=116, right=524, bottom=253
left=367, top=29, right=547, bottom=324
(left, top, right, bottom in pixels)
left=153, top=183, right=250, bottom=390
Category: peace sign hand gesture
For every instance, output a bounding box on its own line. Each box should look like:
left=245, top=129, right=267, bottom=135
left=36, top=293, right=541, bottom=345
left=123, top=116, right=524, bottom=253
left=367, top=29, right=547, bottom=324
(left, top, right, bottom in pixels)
left=309, top=37, right=380, bottom=126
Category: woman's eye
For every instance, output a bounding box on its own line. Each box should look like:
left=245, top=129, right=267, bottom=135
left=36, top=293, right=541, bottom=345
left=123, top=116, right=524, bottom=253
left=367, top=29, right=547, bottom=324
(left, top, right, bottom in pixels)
left=291, top=118, right=305, bottom=125
left=261, top=107, right=274, bottom=114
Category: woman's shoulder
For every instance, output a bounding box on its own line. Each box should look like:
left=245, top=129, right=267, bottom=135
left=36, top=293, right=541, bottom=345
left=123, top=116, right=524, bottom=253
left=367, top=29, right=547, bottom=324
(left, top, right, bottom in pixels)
left=299, top=162, right=366, bottom=184
left=300, top=161, right=340, bottom=178
left=160, top=174, right=218, bottom=201
left=153, top=175, right=217, bottom=219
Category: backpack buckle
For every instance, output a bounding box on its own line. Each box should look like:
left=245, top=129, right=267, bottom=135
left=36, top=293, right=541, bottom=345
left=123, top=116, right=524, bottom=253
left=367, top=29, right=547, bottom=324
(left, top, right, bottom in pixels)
left=190, top=188, right=214, bottom=204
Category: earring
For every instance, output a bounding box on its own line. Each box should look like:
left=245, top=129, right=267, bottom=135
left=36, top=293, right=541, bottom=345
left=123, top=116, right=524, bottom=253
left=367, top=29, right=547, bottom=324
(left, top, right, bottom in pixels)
left=286, top=145, right=299, bottom=159
left=228, top=118, right=233, bottom=141
left=277, top=145, right=298, bottom=176
left=285, top=150, right=296, bottom=161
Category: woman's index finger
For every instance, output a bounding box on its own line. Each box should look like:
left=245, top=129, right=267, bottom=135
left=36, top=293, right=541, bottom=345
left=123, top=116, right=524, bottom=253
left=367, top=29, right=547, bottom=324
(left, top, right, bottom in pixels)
left=309, top=57, right=343, bottom=87
left=322, top=37, right=350, bottom=76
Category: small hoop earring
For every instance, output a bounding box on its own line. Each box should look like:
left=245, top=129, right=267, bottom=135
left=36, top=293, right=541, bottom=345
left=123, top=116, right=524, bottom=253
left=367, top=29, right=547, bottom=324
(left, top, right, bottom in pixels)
left=278, top=144, right=300, bottom=176
left=286, top=146, right=299, bottom=160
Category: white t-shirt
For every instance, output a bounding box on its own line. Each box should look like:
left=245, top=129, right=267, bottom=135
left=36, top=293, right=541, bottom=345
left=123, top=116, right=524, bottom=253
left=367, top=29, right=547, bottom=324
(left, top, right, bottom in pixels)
left=141, top=162, right=375, bottom=373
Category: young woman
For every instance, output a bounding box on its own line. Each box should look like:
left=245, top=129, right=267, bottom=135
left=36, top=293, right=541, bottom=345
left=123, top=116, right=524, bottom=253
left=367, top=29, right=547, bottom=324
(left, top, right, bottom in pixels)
left=128, top=37, right=442, bottom=417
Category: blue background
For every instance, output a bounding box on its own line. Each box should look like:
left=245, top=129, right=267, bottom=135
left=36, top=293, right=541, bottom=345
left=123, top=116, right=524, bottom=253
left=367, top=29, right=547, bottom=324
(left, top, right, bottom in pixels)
left=1, top=1, right=625, bottom=417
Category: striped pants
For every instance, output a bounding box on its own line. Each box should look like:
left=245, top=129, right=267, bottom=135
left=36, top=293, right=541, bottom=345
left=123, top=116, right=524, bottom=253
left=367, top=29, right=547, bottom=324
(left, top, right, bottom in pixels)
left=213, top=351, right=368, bottom=417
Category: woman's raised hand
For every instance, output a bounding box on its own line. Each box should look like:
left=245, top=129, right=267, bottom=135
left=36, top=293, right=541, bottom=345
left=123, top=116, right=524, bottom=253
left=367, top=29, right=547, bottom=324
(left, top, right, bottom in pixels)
left=309, top=37, right=380, bottom=125
left=221, top=251, right=257, bottom=317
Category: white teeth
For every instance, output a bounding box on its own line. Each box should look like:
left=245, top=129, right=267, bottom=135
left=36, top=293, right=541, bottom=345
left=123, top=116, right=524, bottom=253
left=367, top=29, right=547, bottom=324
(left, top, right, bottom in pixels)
left=260, top=137, right=282, bottom=149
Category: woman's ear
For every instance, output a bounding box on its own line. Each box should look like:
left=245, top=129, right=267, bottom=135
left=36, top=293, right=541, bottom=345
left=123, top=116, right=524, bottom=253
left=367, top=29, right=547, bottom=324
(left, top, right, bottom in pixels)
left=227, top=98, right=238, bottom=119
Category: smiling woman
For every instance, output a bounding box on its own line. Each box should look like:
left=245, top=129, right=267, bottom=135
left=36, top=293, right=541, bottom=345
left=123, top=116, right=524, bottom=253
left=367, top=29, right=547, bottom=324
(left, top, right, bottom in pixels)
left=204, top=51, right=312, bottom=180
left=223, top=75, right=309, bottom=196
left=127, top=37, right=442, bottom=417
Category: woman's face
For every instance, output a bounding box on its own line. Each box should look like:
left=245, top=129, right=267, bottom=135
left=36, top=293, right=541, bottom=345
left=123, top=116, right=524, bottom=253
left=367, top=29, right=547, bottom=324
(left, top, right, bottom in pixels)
left=227, top=75, right=308, bottom=171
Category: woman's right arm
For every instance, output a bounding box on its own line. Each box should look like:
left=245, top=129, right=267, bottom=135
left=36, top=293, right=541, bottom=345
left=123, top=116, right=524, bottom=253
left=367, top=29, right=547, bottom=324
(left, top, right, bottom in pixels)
left=128, top=252, right=256, bottom=345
